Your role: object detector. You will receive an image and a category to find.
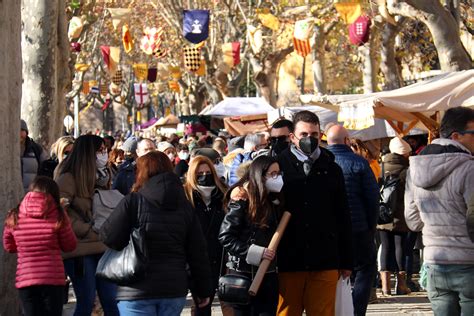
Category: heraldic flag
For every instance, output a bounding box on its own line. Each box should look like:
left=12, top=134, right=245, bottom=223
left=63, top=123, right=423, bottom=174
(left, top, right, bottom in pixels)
left=183, top=10, right=210, bottom=44
left=222, top=42, right=241, bottom=68
left=134, top=83, right=149, bottom=105
left=184, top=46, right=202, bottom=72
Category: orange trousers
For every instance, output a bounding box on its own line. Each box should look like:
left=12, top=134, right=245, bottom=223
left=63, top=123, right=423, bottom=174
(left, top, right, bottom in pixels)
left=277, top=270, right=339, bottom=316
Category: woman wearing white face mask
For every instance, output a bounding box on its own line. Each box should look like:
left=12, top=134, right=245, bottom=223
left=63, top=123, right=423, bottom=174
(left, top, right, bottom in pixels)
left=175, top=144, right=190, bottom=181
left=218, top=155, right=283, bottom=316
left=183, top=156, right=230, bottom=316
left=54, top=135, right=118, bottom=316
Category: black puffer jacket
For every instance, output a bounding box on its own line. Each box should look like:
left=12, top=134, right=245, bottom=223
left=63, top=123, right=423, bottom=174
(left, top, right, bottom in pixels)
left=219, top=199, right=278, bottom=273
left=101, top=172, right=212, bottom=300
left=192, top=189, right=225, bottom=285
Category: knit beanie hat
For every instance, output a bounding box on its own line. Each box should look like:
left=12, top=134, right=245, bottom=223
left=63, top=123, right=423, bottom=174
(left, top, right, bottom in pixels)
left=121, top=136, right=138, bottom=153
left=157, top=141, right=174, bottom=152
left=21, top=119, right=28, bottom=133
left=389, top=137, right=411, bottom=155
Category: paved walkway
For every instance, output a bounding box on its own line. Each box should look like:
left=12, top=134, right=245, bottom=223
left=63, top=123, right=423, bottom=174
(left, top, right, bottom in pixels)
left=64, top=290, right=433, bottom=315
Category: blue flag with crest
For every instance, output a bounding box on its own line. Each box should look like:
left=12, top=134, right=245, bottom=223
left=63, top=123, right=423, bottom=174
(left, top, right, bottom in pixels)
left=183, top=10, right=210, bottom=44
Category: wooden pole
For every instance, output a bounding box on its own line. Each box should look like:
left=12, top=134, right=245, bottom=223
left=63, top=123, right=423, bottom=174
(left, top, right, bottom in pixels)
left=248, top=211, right=291, bottom=296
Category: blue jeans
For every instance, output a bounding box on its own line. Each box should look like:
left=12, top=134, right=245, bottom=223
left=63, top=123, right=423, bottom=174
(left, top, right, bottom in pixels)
left=351, top=231, right=377, bottom=316
left=426, top=264, right=474, bottom=316
left=117, top=297, right=187, bottom=316
left=64, top=254, right=119, bottom=316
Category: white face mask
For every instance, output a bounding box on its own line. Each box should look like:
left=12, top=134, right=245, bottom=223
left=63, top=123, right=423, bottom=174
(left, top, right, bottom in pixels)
left=214, top=162, right=226, bottom=178
left=167, top=153, right=175, bottom=162
left=265, top=175, right=284, bottom=193
left=178, top=151, right=190, bottom=161
left=96, top=152, right=108, bottom=168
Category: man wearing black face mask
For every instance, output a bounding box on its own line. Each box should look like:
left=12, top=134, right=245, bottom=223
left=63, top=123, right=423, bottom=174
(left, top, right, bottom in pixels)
left=276, top=110, right=353, bottom=316
left=269, top=119, right=293, bottom=157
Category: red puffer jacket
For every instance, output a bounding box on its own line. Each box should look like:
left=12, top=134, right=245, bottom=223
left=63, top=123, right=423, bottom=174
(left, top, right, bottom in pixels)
left=3, top=191, right=77, bottom=288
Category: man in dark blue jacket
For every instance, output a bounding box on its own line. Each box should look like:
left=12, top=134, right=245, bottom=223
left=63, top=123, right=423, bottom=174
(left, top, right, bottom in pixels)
left=327, top=125, right=379, bottom=316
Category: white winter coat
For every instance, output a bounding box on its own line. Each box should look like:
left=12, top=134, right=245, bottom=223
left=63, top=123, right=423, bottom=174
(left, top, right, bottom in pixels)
left=405, top=138, right=474, bottom=265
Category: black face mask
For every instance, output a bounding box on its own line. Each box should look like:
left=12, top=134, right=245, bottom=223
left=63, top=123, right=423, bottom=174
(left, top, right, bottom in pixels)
left=270, top=137, right=289, bottom=155
left=197, top=174, right=215, bottom=187
left=299, top=136, right=319, bottom=156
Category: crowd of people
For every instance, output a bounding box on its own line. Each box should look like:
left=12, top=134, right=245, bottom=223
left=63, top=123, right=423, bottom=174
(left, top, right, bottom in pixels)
left=3, top=106, right=473, bottom=316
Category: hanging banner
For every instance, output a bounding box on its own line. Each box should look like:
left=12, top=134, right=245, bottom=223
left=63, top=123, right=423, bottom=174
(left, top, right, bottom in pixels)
left=100, top=82, right=109, bottom=96
left=348, top=15, right=371, bottom=46
left=140, top=27, right=164, bottom=55
left=108, top=8, right=131, bottom=30
left=183, top=10, right=210, bottom=44
left=247, top=25, right=263, bottom=55
left=294, top=19, right=313, bottom=40
left=183, top=46, right=201, bottom=72
left=134, top=83, right=149, bottom=105
left=195, top=60, right=206, bottom=76
left=257, top=10, right=280, bottom=31
left=169, top=66, right=181, bottom=79
left=74, top=64, right=90, bottom=72
left=222, top=42, right=240, bottom=68
left=112, top=69, right=123, bottom=86
left=334, top=0, right=362, bottom=24
left=154, top=47, right=168, bottom=59
left=169, top=81, right=180, bottom=92
left=293, top=38, right=311, bottom=57
left=122, top=24, right=133, bottom=53
left=133, top=63, right=148, bottom=82
left=68, top=16, right=83, bottom=41
left=100, top=46, right=120, bottom=77
left=147, top=68, right=158, bottom=83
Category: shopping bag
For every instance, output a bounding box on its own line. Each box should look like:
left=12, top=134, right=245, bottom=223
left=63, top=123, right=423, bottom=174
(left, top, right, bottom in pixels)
left=335, top=276, right=354, bottom=316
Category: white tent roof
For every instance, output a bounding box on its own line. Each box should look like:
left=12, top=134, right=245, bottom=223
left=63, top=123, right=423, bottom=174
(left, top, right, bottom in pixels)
left=199, top=97, right=274, bottom=117
left=268, top=106, right=425, bottom=141
left=302, top=70, right=474, bottom=133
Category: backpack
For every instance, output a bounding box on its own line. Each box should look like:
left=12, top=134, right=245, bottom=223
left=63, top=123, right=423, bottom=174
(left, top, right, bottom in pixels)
left=378, top=175, right=402, bottom=225
left=92, top=189, right=125, bottom=231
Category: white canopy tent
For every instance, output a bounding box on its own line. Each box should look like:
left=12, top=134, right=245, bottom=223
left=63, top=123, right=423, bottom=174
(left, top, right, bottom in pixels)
left=268, top=106, right=425, bottom=141
left=199, top=97, right=274, bottom=117
left=301, top=70, right=474, bottom=136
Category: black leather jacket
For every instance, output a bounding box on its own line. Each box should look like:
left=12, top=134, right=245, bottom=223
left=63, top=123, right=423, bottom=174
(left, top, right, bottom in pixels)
left=218, top=199, right=278, bottom=273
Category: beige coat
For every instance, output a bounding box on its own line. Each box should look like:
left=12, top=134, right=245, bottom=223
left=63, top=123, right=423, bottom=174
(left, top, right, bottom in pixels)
left=55, top=172, right=106, bottom=259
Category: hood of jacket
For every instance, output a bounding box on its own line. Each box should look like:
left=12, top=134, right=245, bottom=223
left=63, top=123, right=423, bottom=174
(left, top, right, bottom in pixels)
left=139, top=172, right=183, bottom=209
left=409, top=138, right=472, bottom=189
left=20, top=191, right=57, bottom=218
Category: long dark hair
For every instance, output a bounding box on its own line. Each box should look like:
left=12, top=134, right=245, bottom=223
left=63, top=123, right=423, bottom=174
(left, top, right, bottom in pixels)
left=225, top=155, right=278, bottom=227
left=5, top=176, right=66, bottom=230
left=56, top=135, right=104, bottom=197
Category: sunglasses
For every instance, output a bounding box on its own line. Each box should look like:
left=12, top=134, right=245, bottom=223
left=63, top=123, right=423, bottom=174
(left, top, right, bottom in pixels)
left=459, top=130, right=474, bottom=135
left=270, top=136, right=288, bottom=143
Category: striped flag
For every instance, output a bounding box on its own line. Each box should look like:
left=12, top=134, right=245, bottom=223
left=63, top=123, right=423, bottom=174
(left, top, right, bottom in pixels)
left=293, top=38, right=311, bottom=57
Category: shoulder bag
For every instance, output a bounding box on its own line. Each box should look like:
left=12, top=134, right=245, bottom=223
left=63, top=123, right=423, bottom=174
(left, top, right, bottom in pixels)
left=96, top=193, right=148, bottom=285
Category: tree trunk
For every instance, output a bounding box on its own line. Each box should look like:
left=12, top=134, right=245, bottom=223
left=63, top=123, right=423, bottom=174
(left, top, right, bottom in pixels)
left=20, top=0, right=63, bottom=149
left=54, top=0, right=71, bottom=138
left=380, top=19, right=404, bottom=90
left=311, top=27, right=328, bottom=94
left=387, top=0, right=471, bottom=71
left=0, top=1, right=23, bottom=314
left=358, top=24, right=379, bottom=93
left=252, top=46, right=294, bottom=106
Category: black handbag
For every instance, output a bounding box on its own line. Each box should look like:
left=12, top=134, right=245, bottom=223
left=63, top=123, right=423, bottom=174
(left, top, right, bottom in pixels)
left=96, top=194, right=148, bottom=285
left=217, top=273, right=252, bottom=305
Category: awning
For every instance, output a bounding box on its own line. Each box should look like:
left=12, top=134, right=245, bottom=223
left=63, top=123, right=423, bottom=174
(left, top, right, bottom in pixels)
left=199, top=97, right=274, bottom=117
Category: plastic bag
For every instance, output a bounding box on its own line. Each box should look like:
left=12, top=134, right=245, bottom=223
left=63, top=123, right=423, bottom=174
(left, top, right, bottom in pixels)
left=419, top=263, right=428, bottom=290
left=335, top=276, right=354, bottom=316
